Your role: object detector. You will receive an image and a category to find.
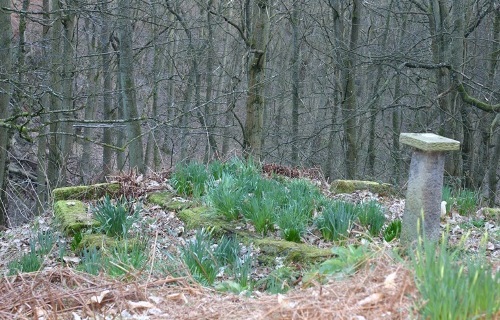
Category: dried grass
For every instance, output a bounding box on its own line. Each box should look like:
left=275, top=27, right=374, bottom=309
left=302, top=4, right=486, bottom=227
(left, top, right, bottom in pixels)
left=0, top=252, right=418, bottom=320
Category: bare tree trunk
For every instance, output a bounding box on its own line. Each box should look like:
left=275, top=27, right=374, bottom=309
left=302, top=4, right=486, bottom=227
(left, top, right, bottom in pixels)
left=341, top=0, right=361, bottom=178
left=35, top=0, right=51, bottom=214
left=203, top=0, right=219, bottom=161
left=475, top=9, right=500, bottom=193
left=488, top=117, right=500, bottom=205
left=290, top=0, right=301, bottom=166
left=0, top=0, right=12, bottom=226
left=118, top=0, right=145, bottom=172
left=243, top=0, right=270, bottom=160
left=367, top=0, right=393, bottom=177
left=100, top=0, right=114, bottom=177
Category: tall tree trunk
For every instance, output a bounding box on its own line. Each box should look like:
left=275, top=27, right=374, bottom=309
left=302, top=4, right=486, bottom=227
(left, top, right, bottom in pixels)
left=35, top=0, right=51, bottom=214
left=0, top=0, right=12, bottom=226
left=290, top=0, right=301, bottom=166
left=243, top=0, right=270, bottom=160
left=118, top=0, right=145, bottom=172
left=47, top=0, right=63, bottom=188
left=100, top=0, right=114, bottom=177
left=203, top=0, right=219, bottom=161
left=488, top=117, right=500, bottom=205
left=367, top=0, right=393, bottom=177
left=475, top=9, right=500, bottom=193
left=341, top=0, right=361, bottom=178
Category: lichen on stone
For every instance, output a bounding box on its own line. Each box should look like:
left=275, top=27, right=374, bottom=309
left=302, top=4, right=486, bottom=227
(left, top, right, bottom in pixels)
left=54, top=200, right=99, bottom=235
left=147, top=191, right=193, bottom=211
left=330, top=179, right=394, bottom=196
left=52, top=182, right=121, bottom=202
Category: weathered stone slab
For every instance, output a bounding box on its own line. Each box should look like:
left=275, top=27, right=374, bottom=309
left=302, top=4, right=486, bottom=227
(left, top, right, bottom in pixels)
left=147, top=191, right=193, bottom=211
left=53, top=182, right=120, bottom=202
left=330, top=179, right=394, bottom=196
left=54, top=200, right=98, bottom=235
left=400, top=133, right=460, bottom=152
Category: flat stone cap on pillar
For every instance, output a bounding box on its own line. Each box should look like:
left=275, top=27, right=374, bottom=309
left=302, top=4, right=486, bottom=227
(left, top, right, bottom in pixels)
left=400, top=133, right=460, bottom=152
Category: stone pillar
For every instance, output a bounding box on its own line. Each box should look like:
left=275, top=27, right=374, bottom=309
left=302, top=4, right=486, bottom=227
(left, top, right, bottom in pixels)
left=399, top=133, right=460, bottom=246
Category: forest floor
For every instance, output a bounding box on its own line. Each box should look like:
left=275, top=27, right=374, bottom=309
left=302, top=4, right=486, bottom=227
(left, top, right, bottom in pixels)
left=0, top=173, right=498, bottom=319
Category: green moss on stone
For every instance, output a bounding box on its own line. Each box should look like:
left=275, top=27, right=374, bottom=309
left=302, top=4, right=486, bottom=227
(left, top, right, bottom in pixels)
left=148, top=191, right=193, bottom=211
left=177, top=206, right=228, bottom=234
left=76, top=233, right=116, bottom=252
left=53, top=182, right=121, bottom=202
left=54, top=200, right=99, bottom=235
left=254, top=238, right=332, bottom=265
left=330, top=179, right=394, bottom=196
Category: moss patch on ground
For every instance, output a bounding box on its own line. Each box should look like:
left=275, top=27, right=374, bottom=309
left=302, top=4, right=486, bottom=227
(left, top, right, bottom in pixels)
left=330, top=179, right=395, bottom=196
left=254, top=238, right=332, bottom=265
left=53, top=183, right=120, bottom=201
left=54, top=200, right=99, bottom=235
left=147, top=191, right=193, bottom=211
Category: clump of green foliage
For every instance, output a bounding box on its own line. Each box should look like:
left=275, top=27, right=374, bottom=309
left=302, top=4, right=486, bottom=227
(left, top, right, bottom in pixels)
left=256, top=266, right=298, bottom=294
left=241, top=196, right=276, bottom=236
left=455, top=188, right=480, bottom=216
left=412, top=233, right=499, bottom=319
left=8, top=229, right=62, bottom=275
left=180, top=229, right=252, bottom=288
left=357, top=200, right=386, bottom=236
left=383, top=219, right=402, bottom=242
left=171, top=162, right=209, bottom=198
left=78, top=240, right=149, bottom=277
left=442, top=186, right=481, bottom=216
left=318, top=244, right=371, bottom=277
left=92, top=195, right=141, bottom=239
left=277, top=200, right=310, bottom=242
left=205, top=173, right=245, bottom=220
left=315, top=201, right=358, bottom=241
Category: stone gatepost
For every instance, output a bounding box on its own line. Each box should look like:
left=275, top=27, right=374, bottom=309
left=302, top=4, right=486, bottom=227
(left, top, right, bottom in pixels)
left=399, top=133, right=460, bottom=246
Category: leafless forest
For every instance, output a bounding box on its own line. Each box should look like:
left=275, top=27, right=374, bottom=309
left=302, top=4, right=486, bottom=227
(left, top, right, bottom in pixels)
left=0, top=0, right=499, bottom=226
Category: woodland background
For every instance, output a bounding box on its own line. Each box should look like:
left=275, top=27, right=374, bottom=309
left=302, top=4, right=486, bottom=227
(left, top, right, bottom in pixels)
left=0, top=0, right=499, bottom=226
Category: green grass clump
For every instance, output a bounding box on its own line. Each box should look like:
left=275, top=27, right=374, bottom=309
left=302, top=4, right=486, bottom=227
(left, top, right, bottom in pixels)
left=205, top=173, right=245, bottom=221
left=35, top=230, right=57, bottom=255
left=383, top=220, right=402, bottom=242
left=455, top=188, right=480, bottom=216
left=442, top=186, right=480, bottom=216
left=241, top=196, right=276, bottom=236
left=92, top=196, right=141, bottom=239
left=357, top=200, right=385, bottom=236
left=413, top=233, right=499, bottom=319
left=442, top=185, right=453, bottom=214
left=256, top=267, right=297, bottom=294
left=277, top=200, right=311, bottom=242
left=106, top=241, right=149, bottom=277
left=79, top=246, right=103, bottom=275
left=8, top=239, right=42, bottom=274
left=171, top=162, right=209, bottom=198
left=315, top=201, right=357, bottom=241
left=319, top=244, right=370, bottom=277
left=180, top=229, right=251, bottom=288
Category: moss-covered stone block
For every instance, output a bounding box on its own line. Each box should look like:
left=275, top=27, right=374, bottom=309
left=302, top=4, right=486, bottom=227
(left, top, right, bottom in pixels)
left=147, top=191, right=193, bottom=211
left=76, top=233, right=116, bottom=252
left=483, top=207, right=500, bottom=223
left=254, top=238, right=332, bottom=265
left=75, top=234, right=142, bottom=253
left=53, top=182, right=121, bottom=202
left=54, top=200, right=99, bottom=235
left=330, top=179, right=394, bottom=196
left=177, top=206, right=229, bottom=234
